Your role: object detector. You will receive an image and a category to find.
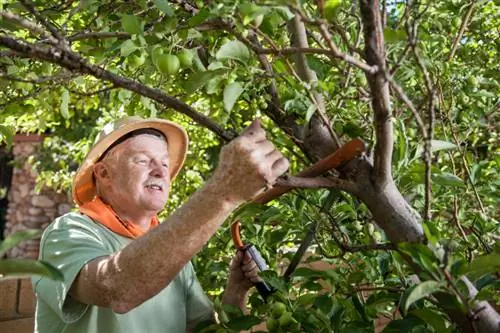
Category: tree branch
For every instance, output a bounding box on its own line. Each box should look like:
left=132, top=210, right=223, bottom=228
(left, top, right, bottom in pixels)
left=0, top=34, right=236, bottom=142
left=275, top=175, right=358, bottom=194
left=68, top=31, right=131, bottom=41
left=359, top=0, right=393, bottom=186
left=447, top=0, right=478, bottom=62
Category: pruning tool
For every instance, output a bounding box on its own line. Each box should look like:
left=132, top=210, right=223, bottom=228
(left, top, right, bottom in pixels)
left=230, top=139, right=366, bottom=301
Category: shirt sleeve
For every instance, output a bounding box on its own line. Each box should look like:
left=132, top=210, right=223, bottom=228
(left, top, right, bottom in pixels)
left=185, top=262, right=214, bottom=327
left=32, top=213, right=113, bottom=324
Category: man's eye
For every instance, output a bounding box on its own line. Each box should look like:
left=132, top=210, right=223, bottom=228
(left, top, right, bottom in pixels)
left=162, top=163, right=169, bottom=168
left=138, top=159, right=148, bottom=164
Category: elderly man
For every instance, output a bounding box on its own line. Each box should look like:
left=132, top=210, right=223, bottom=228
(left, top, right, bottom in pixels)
left=32, top=116, right=289, bottom=332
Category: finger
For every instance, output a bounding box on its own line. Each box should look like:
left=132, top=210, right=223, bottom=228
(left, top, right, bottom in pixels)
left=241, top=261, right=257, bottom=273
left=246, top=273, right=262, bottom=284
left=265, top=148, right=283, bottom=161
left=271, top=156, right=290, bottom=177
left=241, top=251, right=252, bottom=265
left=254, top=141, right=275, bottom=156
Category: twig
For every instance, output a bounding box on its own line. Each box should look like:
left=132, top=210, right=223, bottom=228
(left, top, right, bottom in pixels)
left=385, top=72, right=427, bottom=141
left=447, top=0, right=478, bottom=62
left=67, top=86, right=116, bottom=96
left=407, top=21, right=435, bottom=222
left=389, top=44, right=410, bottom=76
left=0, top=11, right=59, bottom=45
left=20, top=0, right=66, bottom=42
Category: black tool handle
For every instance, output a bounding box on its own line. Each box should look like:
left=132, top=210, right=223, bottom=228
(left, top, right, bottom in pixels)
left=243, top=244, right=275, bottom=301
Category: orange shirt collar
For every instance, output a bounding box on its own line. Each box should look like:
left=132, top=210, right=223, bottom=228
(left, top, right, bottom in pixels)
left=79, top=197, right=159, bottom=239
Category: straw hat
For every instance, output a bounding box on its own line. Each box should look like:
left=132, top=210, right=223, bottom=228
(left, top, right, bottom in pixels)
left=72, top=116, right=189, bottom=206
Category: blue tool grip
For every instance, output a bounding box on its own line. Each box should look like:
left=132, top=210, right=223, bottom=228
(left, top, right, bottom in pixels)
left=243, top=244, right=275, bottom=301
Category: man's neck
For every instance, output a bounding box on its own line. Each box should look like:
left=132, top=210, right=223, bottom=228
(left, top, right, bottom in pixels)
left=100, top=196, right=155, bottom=230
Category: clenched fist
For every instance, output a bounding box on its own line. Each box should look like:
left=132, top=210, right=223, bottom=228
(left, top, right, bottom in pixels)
left=212, top=119, right=289, bottom=204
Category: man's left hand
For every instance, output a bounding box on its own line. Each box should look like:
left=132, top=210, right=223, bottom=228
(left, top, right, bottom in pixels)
left=227, top=250, right=262, bottom=292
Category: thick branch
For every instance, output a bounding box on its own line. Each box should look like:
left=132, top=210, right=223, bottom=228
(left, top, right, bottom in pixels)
left=0, top=35, right=236, bottom=142
left=68, top=31, right=131, bottom=41
left=275, top=175, right=358, bottom=194
left=359, top=0, right=393, bottom=186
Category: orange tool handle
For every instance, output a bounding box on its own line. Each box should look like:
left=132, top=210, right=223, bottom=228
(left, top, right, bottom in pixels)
left=231, top=221, right=244, bottom=249
left=253, top=138, right=365, bottom=204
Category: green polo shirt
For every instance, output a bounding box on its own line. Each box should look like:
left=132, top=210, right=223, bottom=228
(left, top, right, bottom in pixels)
left=32, top=212, right=213, bottom=333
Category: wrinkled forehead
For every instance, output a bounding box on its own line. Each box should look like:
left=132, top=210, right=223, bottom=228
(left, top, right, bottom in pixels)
left=99, top=128, right=168, bottom=161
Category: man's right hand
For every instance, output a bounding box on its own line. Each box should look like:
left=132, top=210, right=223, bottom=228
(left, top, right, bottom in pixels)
left=212, top=119, right=289, bottom=204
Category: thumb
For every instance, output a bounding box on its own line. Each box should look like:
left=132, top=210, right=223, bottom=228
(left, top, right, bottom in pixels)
left=240, top=119, right=262, bottom=136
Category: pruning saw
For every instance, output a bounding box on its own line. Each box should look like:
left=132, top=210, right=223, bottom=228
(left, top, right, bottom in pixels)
left=230, top=138, right=366, bottom=300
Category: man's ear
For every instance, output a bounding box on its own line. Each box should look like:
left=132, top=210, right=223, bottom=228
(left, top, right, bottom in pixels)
left=93, top=162, right=111, bottom=185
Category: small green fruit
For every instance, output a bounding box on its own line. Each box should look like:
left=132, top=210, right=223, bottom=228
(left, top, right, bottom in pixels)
left=156, top=54, right=180, bottom=75
left=128, top=53, right=146, bottom=68
left=177, top=49, right=193, bottom=68
left=467, top=76, right=479, bottom=87
left=271, top=302, right=286, bottom=319
left=278, top=312, right=297, bottom=328
left=266, top=317, right=278, bottom=332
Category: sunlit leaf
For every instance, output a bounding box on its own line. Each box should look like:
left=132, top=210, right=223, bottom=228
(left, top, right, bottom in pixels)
left=0, top=229, right=42, bottom=257
left=121, top=15, right=143, bottom=35
left=154, top=0, right=174, bottom=16
left=216, top=40, right=250, bottom=64
left=0, top=259, right=63, bottom=281
left=223, top=82, right=244, bottom=112
left=0, top=124, right=15, bottom=149
left=60, top=88, right=70, bottom=119
left=432, top=172, right=466, bottom=187
left=402, top=281, right=444, bottom=313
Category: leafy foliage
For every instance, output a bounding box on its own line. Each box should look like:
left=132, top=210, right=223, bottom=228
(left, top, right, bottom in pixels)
left=0, top=0, right=498, bottom=331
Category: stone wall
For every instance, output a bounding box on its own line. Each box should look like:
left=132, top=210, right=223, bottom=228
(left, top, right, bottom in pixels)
left=3, top=134, right=73, bottom=259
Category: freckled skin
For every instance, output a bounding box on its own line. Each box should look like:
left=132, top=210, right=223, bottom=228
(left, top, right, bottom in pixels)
left=70, top=120, right=289, bottom=319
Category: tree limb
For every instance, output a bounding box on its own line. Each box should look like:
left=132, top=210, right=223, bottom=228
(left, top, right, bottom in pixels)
left=275, top=175, right=358, bottom=194
left=358, top=0, right=393, bottom=187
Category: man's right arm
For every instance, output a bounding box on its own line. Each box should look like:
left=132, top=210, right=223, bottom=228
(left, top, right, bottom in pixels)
left=68, top=120, right=289, bottom=313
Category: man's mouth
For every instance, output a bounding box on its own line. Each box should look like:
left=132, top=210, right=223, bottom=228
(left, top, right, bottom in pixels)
left=145, top=183, right=163, bottom=191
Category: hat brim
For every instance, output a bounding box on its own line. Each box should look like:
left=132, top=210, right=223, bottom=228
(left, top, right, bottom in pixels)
left=72, top=119, right=188, bottom=206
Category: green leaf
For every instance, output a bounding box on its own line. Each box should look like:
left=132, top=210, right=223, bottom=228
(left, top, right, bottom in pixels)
left=154, top=0, right=174, bottom=16
left=460, top=253, right=500, bottom=276
left=60, top=88, right=70, bottom=119
left=0, top=229, right=42, bottom=257
left=384, top=29, right=406, bottom=43
left=215, top=40, right=250, bottom=64
left=411, top=308, right=450, bottom=332
left=120, top=40, right=138, bottom=57
left=432, top=172, right=465, bottom=188
left=223, top=82, right=244, bottom=112
left=121, top=15, right=143, bottom=35
left=416, top=140, right=458, bottom=157
left=305, top=103, right=317, bottom=123
left=0, top=124, right=15, bottom=149
left=183, top=69, right=228, bottom=94
left=0, top=259, right=63, bottom=281
left=403, top=281, right=443, bottom=313
left=226, top=315, right=261, bottom=331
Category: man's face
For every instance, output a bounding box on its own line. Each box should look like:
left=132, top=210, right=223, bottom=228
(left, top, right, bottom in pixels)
left=99, top=134, right=171, bottom=215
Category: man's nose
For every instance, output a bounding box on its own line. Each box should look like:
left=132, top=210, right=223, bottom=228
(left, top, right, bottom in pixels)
left=150, top=159, right=168, bottom=178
